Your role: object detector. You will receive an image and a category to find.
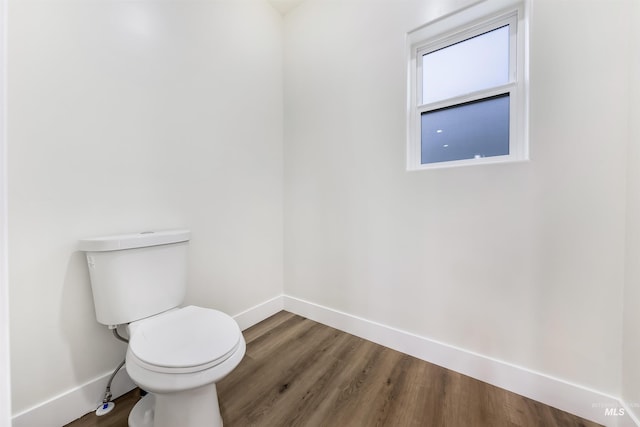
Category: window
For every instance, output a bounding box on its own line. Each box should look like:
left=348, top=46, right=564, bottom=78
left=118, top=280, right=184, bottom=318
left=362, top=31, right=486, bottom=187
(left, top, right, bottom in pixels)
left=407, top=1, right=528, bottom=170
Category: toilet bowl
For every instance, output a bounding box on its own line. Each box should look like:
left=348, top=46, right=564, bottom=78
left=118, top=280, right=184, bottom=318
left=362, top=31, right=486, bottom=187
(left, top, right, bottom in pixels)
left=125, top=306, right=246, bottom=427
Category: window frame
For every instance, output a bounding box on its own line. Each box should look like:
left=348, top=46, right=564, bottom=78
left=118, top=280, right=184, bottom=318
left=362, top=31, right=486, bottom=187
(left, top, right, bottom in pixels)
left=407, top=1, right=528, bottom=171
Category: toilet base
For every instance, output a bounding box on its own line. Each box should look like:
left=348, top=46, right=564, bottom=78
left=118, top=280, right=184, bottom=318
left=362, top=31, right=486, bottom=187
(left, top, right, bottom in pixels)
left=128, top=394, right=155, bottom=427
left=128, top=384, right=223, bottom=427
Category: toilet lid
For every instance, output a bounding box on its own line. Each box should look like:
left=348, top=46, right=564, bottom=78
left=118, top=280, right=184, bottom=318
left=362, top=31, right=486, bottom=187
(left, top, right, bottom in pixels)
left=128, top=306, right=241, bottom=372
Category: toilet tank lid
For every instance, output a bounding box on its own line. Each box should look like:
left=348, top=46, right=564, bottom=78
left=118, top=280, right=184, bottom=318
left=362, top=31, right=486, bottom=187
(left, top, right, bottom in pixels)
left=79, top=229, right=190, bottom=252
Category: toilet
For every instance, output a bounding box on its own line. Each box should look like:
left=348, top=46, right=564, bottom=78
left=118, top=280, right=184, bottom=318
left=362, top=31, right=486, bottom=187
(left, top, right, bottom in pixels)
left=79, top=229, right=245, bottom=427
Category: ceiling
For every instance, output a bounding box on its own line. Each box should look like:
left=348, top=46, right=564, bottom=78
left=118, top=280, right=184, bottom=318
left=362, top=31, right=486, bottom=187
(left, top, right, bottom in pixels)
left=268, top=0, right=305, bottom=15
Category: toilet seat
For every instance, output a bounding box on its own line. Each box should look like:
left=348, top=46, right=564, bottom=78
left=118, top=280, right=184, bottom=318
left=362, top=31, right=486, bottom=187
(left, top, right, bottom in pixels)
left=128, top=305, right=242, bottom=374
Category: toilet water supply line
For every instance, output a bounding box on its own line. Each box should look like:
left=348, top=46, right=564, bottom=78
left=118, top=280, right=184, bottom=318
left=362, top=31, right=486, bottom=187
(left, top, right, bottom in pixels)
left=96, top=327, right=129, bottom=416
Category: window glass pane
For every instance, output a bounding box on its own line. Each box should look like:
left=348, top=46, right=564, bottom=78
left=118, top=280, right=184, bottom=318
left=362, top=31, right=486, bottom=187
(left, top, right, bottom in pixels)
left=421, top=94, right=510, bottom=164
left=422, top=26, right=510, bottom=104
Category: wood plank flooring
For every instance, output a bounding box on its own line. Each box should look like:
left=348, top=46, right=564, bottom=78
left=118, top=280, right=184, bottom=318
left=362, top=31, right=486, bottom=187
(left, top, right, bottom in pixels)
left=65, top=311, right=602, bottom=427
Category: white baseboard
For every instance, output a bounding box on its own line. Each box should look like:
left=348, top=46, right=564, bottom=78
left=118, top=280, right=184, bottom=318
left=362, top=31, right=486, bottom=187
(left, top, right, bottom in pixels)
left=232, top=295, right=284, bottom=331
left=10, top=296, right=284, bottom=427
left=283, top=295, right=637, bottom=427
left=11, top=367, right=136, bottom=427
left=623, top=401, right=640, bottom=427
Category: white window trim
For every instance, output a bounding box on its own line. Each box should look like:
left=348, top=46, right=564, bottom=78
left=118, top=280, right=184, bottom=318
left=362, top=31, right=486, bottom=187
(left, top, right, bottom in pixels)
left=406, top=0, right=529, bottom=171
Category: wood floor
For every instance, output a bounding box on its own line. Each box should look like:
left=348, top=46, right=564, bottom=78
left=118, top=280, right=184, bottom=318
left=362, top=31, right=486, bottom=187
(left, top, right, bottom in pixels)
left=66, top=311, right=602, bottom=427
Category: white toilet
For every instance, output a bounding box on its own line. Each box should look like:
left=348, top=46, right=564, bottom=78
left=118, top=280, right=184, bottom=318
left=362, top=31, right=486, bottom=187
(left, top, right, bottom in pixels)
left=79, top=229, right=246, bottom=427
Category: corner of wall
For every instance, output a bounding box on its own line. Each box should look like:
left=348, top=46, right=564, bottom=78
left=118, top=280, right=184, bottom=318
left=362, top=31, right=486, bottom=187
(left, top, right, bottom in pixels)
left=622, top=0, right=640, bottom=423
left=0, top=0, right=10, bottom=423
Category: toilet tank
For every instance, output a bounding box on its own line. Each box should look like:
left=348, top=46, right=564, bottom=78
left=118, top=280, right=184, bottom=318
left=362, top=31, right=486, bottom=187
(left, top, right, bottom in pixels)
left=79, top=230, right=190, bottom=326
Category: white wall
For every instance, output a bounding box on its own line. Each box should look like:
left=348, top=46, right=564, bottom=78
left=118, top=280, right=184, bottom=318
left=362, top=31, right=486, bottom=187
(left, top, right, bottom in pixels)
left=624, top=0, right=640, bottom=420
left=8, top=0, right=283, bottom=416
left=0, top=0, right=10, bottom=424
left=284, top=0, right=629, bottom=402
